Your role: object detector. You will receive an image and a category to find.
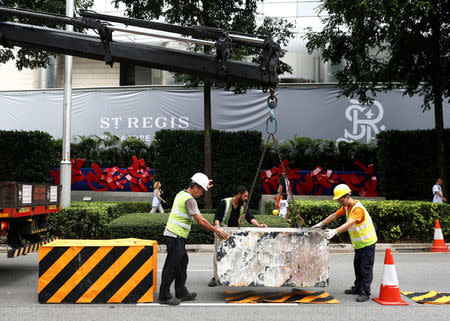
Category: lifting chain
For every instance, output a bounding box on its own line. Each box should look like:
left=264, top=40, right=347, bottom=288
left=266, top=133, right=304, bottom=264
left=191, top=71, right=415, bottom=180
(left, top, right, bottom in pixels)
left=272, top=128, right=289, bottom=181
left=239, top=89, right=288, bottom=226
left=240, top=133, right=272, bottom=226
left=266, top=88, right=278, bottom=134
left=268, top=87, right=289, bottom=195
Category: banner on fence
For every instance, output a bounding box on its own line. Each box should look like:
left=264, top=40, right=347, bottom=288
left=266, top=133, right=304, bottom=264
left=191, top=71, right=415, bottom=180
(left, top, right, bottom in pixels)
left=2, top=87, right=449, bottom=143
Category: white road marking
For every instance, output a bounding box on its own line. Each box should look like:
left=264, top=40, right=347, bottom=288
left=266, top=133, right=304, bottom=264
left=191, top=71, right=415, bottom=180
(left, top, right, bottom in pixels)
left=156, top=269, right=211, bottom=272
left=137, top=302, right=299, bottom=307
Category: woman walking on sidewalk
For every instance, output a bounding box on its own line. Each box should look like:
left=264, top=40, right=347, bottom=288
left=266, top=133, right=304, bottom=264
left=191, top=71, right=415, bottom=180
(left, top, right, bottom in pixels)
left=150, top=181, right=166, bottom=213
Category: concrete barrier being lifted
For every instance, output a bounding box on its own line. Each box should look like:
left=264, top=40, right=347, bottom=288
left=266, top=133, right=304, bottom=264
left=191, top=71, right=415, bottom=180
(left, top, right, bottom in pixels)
left=214, top=227, right=329, bottom=287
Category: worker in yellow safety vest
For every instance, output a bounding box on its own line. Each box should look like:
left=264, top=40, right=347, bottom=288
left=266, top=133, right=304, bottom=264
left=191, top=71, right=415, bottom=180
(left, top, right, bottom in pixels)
left=312, top=184, right=377, bottom=302
left=208, top=185, right=268, bottom=287
left=158, top=173, right=229, bottom=306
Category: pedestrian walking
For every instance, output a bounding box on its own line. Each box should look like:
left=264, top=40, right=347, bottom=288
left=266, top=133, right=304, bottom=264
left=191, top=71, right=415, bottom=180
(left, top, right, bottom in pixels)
left=432, top=177, right=447, bottom=203
left=150, top=181, right=166, bottom=213
left=312, top=184, right=377, bottom=302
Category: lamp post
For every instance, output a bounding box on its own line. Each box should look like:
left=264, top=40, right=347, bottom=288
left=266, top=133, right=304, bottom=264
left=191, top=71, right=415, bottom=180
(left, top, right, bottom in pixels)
left=60, top=0, right=74, bottom=208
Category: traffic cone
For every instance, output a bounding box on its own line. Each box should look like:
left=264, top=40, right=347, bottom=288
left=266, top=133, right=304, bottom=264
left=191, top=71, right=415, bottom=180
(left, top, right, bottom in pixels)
left=430, top=219, right=449, bottom=252
left=373, top=248, right=409, bottom=305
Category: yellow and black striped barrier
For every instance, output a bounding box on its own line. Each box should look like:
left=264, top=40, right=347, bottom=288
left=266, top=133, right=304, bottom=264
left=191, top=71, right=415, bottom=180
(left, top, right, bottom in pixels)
left=31, top=227, right=48, bottom=235
left=7, top=237, right=57, bottom=258
left=226, top=289, right=339, bottom=304
left=38, top=238, right=157, bottom=304
left=402, top=291, right=450, bottom=304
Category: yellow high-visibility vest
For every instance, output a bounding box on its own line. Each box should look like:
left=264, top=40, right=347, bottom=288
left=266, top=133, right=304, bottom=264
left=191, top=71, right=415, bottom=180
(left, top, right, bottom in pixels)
left=220, top=197, right=243, bottom=227
left=166, top=190, right=194, bottom=239
left=345, top=202, right=377, bottom=249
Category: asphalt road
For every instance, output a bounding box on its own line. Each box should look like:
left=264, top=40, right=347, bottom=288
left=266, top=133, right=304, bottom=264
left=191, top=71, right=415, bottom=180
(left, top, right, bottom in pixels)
left=1, top=250, right=449, bottom=321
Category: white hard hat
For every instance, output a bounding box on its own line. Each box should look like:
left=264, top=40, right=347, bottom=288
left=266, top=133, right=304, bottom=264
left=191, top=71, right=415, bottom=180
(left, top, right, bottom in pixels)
left=191, top=173, right=210, bottom=191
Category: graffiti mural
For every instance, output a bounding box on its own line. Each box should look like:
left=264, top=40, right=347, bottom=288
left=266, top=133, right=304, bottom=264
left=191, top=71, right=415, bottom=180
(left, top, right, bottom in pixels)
left=261, top=160, right=378, bottom=197
left=50, top=157, right=377, bottom=196
left=50, top=156, right=154, bottom=192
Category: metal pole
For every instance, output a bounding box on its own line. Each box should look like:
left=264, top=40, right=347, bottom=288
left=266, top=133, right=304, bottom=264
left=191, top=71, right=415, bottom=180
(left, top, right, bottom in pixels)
left=60, top=0, right=74, bottom=208
left=228, top=33, right=265, bottom=45
left=108, top=26, right=216, bottom=46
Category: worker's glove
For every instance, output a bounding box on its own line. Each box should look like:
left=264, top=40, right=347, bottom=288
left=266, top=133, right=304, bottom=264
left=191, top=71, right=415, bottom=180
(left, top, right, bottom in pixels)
left=324, top=229, right=336, bottom=240
left=312, top=222, right=323, bottom=229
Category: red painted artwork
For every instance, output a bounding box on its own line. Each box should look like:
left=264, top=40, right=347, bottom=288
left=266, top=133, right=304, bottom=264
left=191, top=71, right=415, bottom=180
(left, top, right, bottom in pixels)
left=50, top=156, right=154, bottom=192
left=260, top=160, right=378, bottom=196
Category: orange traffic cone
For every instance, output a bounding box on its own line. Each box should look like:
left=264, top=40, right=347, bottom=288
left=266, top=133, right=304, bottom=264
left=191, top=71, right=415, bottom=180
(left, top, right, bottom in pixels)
left=373, top=248, right=409, bottom=305
left=430, top=219, right=448, bottom=252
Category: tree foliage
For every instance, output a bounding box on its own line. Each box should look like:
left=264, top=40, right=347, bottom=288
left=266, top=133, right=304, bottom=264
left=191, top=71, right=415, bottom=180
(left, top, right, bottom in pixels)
left=114, top=0, right=295, bottom=91
left=305, top=0, right=449, bottom=109
left=0, top=0, right=93, bottom=70
left=305, top=0, right=450, bottom=190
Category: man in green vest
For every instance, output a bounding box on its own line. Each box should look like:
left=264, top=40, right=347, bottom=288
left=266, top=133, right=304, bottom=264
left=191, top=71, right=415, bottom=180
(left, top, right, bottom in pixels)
left=312, top=184, right=377, bottom=302
left=158, top=173, right=229, bottom=306
left=208, top=185, right=268, bottom=287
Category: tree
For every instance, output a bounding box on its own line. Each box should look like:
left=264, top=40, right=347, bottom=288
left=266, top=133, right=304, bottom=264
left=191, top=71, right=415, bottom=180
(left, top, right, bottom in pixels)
left=114, top=0, right=295, bottom=208
left=305, top=0, right=450, bottom=194
left=0, top=0, right=93, bottom=70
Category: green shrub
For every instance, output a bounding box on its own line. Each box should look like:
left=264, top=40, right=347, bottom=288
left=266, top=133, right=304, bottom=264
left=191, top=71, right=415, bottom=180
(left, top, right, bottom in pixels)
left=108, top=213, right=290, bottom=244
left=50, top=200, right=450, bottom=244
left=290, top=200, right=450, bottom=242
left=0, top=130, right=58, bottom=182
left=108, top=201, right=153, bottom=216
left=152, top=129, right=262, bottom=209
left=262, top=136, right=378, bottom=171
left=377, top=129, right=450, bottom=200
left=264, top=200, right=276, bottom=215
left=49, top=201, right=260, bottom=240
left=48, top=202, right=119, bottom=239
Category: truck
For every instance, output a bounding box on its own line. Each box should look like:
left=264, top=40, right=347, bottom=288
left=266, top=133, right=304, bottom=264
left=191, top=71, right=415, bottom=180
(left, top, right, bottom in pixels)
left=0, top=182, right=60, bottom=258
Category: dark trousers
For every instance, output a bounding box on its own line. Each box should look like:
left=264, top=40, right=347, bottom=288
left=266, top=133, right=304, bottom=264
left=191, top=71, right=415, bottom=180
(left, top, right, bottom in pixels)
left=353, top=243, right=375, bottom=295
left=159, top=236, right=189, bottom=300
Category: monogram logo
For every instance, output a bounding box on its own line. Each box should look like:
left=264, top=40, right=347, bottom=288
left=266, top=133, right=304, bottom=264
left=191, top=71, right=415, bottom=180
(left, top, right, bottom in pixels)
left=336, top=99, right=386, bottom=143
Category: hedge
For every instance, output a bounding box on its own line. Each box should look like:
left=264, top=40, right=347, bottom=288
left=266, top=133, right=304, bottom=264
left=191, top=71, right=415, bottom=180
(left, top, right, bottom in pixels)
left=48, top=200, right=450, bottom=244
left=262, top=137, right=378, bottom=171
left=377, top=129, right=450, bottom=200
left=47, top=202, right=118, bottom=239
left=108, top=213, right=290, bottom=244
left=152, top=129, right=262, bottom=209
left=48, top=201, right=260, bottom=240
left=289, top=200, right=450, bottom=243
left=0, top=130, right=58, bottom=183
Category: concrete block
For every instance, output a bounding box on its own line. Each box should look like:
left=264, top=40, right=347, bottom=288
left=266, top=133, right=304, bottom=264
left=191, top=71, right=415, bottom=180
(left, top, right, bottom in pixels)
left=214, top=227, right=328, bottom=287
left=38, top=238, right=157, bottom=303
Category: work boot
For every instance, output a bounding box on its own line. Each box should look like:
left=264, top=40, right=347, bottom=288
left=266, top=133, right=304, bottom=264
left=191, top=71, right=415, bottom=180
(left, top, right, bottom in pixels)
left=177, top=292, right=197, bottom=302
left=356, top=293, right=370, bottom=302
left=158, top=297, right=181, bottom=305
left=208, top=277, right=217, bottom=287
left=344, top=286, right=359, bottom=295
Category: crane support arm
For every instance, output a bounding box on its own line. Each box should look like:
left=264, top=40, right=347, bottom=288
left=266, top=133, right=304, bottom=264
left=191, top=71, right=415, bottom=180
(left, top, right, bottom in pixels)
left=0, top=6, right=280, bottom=89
